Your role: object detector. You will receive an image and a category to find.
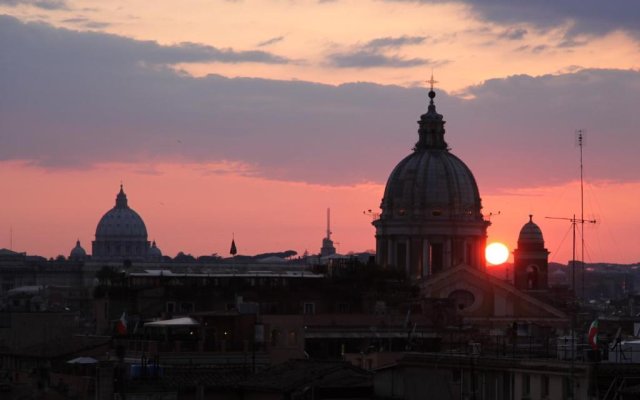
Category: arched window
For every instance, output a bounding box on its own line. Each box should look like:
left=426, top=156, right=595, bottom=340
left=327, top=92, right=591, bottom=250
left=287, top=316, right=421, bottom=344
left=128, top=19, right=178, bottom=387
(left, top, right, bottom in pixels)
left=526, top=265, right=539, bottom=289
left=270, top=329, right=281, bottom=347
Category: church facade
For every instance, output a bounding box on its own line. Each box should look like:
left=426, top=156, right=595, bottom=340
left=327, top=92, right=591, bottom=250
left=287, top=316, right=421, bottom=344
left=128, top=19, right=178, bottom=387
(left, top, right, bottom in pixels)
left=373, top=85, right=567, bottom=329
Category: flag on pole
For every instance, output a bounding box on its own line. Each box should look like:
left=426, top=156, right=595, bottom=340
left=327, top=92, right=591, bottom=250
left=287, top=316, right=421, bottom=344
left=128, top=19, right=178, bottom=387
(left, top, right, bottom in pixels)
left=588, top=319, right=599, bottom=350
left=230, top=238, right=237, bottom=256
left=403, top=309, right=411, bottom=329
left=116, top=311, right=127, bottom=335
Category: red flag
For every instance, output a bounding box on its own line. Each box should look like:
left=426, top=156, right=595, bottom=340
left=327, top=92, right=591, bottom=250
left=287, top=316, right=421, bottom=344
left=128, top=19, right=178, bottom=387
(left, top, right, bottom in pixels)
left=116, top=311, right=127, bottom=335
left=588, top=319, right=598, bottom=350
left=230, top=239, right=237, bottom=256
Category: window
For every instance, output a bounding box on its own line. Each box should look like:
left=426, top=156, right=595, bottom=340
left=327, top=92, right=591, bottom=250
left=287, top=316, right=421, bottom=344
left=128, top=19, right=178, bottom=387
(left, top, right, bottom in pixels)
left=180, top=302, right=194, bottom=313
left=563, top=377, right=573, bottom=399
left=522, top=374, right=531, bottom=397
left=303, top=302, right=315, bottom=315
left=166, top=302, right=176, bottom=313
left=338, top=303, right=350, bottom=313
left=541, top=375, right=549, bottom=398
left=448, top=290, right=475, bottom=310
left=270, top=329, right=281, bottom=347
left=452, top=369, right=462, bottom=383
left=430, top=243, right=443, bottom=274
left=527, top=265, right=540, bottom=289
left=288, top=330, right=297, bottom=346
left=396, top=242, right=407, bottom=270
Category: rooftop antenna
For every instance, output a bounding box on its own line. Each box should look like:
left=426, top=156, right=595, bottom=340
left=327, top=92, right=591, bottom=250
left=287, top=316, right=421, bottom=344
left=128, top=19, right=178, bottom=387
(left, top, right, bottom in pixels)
left=576, top=129, right=591, bottom=300
left=545, top=215, right=595, bottom=294
left=326, top=208, right=332, bottom=240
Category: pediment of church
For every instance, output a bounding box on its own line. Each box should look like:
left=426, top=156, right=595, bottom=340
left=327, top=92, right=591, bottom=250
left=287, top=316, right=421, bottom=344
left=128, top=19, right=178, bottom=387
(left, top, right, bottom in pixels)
left=420, top=264, right=568, bottom=325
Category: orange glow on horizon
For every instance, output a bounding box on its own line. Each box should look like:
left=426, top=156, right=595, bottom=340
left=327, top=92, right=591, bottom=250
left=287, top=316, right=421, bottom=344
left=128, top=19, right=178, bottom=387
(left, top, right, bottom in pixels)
left=1, top=161, right=639, bottom=264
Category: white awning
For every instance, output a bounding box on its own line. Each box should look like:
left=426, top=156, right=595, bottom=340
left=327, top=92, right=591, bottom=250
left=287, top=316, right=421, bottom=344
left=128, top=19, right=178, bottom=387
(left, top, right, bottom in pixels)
left=144, top=317, right=200, bottom=327
left=67, top=357, right=98, bottom=364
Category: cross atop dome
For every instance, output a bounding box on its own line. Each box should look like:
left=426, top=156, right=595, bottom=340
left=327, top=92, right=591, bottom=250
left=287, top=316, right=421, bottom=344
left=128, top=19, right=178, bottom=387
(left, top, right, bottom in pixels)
left=426, top=72, right=438, bottom=92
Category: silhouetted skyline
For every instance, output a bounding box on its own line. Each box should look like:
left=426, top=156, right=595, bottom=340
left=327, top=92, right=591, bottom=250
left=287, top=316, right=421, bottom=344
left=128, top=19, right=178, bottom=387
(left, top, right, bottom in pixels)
left=1, top=3, right=639, bottom=263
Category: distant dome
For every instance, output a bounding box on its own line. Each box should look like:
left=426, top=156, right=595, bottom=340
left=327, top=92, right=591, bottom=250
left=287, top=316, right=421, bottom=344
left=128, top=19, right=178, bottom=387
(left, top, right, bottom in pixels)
left=92, top=185, right=150, bottom=261
left=95, top=186, right=148, bottom=238
left=518, top=215, right=544, bottom=246
left=69, top=240, right=86, bottom=260
left=149, top=241, right=162, bottom=258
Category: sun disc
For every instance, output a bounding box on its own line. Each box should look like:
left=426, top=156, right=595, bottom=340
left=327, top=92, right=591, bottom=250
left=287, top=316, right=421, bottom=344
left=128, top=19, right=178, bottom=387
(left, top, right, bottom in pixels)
left=486, top=242, right=509, bottom=265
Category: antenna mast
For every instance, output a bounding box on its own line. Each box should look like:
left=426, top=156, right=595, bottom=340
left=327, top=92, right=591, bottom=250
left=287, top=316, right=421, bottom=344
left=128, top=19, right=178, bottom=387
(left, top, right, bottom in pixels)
left=575, top=130, right=597, bottom=299
left=577, top=129, right=586, bottom=300
left=326, top=208, right=331, bottom=240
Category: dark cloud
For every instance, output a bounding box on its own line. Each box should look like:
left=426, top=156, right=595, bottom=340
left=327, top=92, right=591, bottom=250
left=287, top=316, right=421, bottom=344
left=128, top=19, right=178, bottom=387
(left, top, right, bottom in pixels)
left=0, top=16, right=289, bottom=67
left=327, top=35, right=443, bottom=69
left=328, top=50, right=434, bottom=68
left=0, top=0, right=67, bottom=10
left=62, top=17, right=111, bottom=29
left=497, top=27, right=527, bottom=41
left=453, top=70, right=640, bottom=190
left=388, top=0, right=640, bottom=39
left=83, top=21, right=110, bottom=29
left=2, top=15, right=640, bottom=192
left=556, top=38, right=587, bottom=48
left=531, top=44, right=548, bottom=53
left=364, top=35, right=427, bottom=49
left=257, top=35, right=284, bottom=47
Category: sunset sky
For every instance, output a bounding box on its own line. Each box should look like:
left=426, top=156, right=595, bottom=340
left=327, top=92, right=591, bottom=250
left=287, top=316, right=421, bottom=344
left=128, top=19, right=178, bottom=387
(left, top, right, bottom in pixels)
left=1, top=0, right=640, bottom=264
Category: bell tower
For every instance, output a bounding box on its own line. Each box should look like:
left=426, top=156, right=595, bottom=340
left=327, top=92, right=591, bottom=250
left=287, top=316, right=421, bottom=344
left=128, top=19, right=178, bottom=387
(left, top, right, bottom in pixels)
left=513, top=215, right=549, bottom=290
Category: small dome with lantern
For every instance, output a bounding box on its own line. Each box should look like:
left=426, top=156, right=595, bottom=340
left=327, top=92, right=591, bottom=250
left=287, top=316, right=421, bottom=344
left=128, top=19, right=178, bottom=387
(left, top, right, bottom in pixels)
left=69, top=240, right=87, bottom=260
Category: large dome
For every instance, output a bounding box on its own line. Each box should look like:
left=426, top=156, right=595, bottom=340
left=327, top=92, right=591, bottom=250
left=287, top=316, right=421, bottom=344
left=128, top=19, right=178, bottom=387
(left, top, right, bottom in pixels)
left=382, top=151, right=481, bottom=220
left=374, top=86, right=489, bottom=279
left=380, top=89, right=482, bottom=220
left=92, top=185, right=150, bottom=261
left=96, top=208, right=147, bottom=238
left=95, top=185, right=147, bottom=238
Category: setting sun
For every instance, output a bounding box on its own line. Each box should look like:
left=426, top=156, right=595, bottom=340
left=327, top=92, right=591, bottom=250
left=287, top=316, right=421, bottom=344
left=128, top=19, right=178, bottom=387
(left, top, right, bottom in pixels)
left=486, top=242, right=509, bottom=265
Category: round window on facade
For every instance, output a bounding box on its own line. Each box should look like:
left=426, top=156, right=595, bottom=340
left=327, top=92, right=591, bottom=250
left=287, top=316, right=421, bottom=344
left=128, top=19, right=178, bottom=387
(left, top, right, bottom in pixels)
left=448, top=289, right=475, bottom=310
